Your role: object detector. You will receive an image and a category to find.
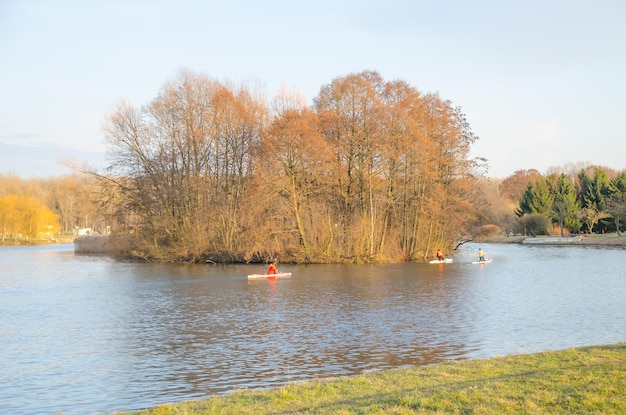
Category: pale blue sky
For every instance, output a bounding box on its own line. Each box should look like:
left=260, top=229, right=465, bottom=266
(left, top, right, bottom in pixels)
left=1, top=0, right=625, bottom=178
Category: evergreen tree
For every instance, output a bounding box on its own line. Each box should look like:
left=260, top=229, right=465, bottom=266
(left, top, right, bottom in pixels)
left=552, top=174, right=580, bottom=235
left=515, top=183, right=534, bottom=217
left=607, top=172, right=626, bottom=235
left=592, top=169, right=612, bottom=232
left=515, top=178, right=553, bottom=220
left=577, top=169, right=611, bottom=233
left=577, top=169, right=593, bottom=210
left=531, top=178, right=554, bottom=216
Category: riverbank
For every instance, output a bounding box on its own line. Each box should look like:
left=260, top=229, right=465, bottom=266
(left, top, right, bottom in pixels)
left=123, top=343, right=626, bottom=414
left=481, top=232, right=626, bottom=247
left=0, top=234, right=75, bottom=246
left=72, top=232, right=626, bottom=261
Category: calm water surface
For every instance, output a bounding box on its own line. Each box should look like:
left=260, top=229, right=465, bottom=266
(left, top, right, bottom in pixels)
left=1, top=242, right=625, bottom=414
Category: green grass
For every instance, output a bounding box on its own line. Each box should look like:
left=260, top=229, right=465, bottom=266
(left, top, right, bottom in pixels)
left=122, top=343, right=626, bottom=414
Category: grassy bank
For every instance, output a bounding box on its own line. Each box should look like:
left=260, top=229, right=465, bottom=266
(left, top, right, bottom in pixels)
left=122, top=343, right=625, bottom=414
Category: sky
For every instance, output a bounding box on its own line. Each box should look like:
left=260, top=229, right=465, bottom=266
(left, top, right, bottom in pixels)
left=1, top=0, right=625, bottom=179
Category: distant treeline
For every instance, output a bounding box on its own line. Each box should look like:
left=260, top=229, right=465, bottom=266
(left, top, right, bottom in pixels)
left=0, top=174, right=100, bottom=242
left=0, top=195, right=58, bottom=242
left=90, top=69, right=487, bottom=263
left=499, top=168, right=626, bottom=236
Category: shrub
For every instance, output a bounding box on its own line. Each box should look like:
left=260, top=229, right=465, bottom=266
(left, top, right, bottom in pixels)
left=515, top=213, right=550, bottom=236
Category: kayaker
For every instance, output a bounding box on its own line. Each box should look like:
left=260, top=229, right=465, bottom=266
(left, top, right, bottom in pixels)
left=436, top=249, right=445, bottom=261
left=267, top=261, right=278, bottom=275
left=478, top=248, right=485, bottom=262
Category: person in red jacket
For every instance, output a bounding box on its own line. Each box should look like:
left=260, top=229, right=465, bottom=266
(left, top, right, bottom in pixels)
left=267, top=260, right=278, bottom=275
left=436, top=249, right=445, bottom=261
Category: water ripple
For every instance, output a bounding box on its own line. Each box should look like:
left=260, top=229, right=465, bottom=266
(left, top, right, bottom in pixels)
left=1, top=243, right=625, bottom=414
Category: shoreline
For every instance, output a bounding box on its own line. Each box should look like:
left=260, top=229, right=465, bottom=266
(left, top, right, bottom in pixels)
left=5, top=233, right=624, bottom=259
left=121, top=342, right=626, bottom=414
left=480, top=232, right=626, bottom=247
left=0, top=236, right=75, bottom=246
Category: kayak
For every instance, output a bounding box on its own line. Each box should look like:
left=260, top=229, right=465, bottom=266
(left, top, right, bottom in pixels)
left=472, top=259, right=492, bottom=264
left=429, top=258, right=453, bottom=264
left=247, top=272, right=292, bottom=279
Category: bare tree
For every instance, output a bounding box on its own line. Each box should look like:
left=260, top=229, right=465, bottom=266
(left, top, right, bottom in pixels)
left=90, top=69, right=486, bottom=263
left=96, top=70, right=265, bottom=261
left=251, top=89, right=333, bottom=262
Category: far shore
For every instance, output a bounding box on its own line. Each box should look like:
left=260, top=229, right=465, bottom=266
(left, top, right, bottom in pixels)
left=0, top=234, right=75, bottom=246
left=5, top=232, right=623, bottom=257
left=480, top=232, right=626, bottom=247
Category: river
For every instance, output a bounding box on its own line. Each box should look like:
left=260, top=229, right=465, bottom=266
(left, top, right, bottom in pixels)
left=1, top=242, right=624, bottom=414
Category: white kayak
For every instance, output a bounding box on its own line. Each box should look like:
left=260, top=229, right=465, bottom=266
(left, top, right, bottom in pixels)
left=247, top=272, right=292, bottom=279
left=429, top=258, right=453, bottom=264
left=472, top=259, right=492, bottom=264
